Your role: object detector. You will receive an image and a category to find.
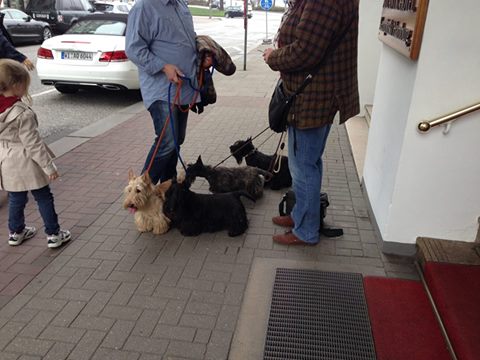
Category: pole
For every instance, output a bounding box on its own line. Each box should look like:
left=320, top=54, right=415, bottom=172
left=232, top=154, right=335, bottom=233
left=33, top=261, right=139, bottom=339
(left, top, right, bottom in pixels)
left=243, top=0, right=248, bottom=70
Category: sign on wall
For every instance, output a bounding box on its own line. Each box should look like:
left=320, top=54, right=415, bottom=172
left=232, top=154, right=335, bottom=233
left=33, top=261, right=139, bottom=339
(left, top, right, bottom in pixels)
left=378, top=0, right=429, bottom=60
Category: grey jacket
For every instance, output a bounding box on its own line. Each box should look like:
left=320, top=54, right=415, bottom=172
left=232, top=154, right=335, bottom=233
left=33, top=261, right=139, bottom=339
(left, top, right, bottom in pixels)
left=0, top=101, right=57, bottom=191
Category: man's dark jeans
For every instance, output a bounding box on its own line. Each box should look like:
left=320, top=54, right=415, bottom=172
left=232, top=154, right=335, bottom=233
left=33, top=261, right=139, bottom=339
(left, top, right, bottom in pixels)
left=142, top=100, right=188, bottom=184
left=8, top=185, right=60, bottom=235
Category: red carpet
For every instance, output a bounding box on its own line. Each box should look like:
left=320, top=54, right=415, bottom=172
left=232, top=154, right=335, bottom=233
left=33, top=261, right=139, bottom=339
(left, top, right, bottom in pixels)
left=364, top=276, right=451, bottom=360
left=424, top=262, right=480, bottom=360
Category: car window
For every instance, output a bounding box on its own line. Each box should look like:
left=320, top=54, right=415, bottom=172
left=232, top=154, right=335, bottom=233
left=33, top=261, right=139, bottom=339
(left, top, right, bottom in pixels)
left=9, top=9, right=28, bottom=19
left=66, top=19, right=126, bottom=35
left=95, top=3, right=113, bottom=11
left=117, top=4, right=129, bottom=12
left=1, top=10, right=13, bottom=19
left=56, top=0, right=69, bottom=10
left=26, top=0, right=55, bottom=11
left=70, top=0, right=84, bottom=10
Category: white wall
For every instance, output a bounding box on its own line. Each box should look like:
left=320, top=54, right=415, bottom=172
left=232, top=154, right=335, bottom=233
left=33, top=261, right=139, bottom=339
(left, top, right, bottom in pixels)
left=357, top=0, right=382, bottom=115
left=363, top=0, right=480, bottom=250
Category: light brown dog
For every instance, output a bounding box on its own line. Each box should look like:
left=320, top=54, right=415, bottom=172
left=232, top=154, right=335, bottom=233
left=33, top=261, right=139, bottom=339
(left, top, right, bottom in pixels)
left=123, top=170, right=171, bottom=235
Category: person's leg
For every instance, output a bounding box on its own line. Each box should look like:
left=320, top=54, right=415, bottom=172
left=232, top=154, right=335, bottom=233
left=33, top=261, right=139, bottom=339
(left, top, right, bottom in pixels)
left=162, top=107, right=188, bottom=182
left=8, top=191, right=37, bottom=245
left=8, top=191, right=28, bottom=233
left=142, top=101, right=179, bottom=184
left=288, top=124, right=331, bottom=244
left=31, top=185, right=60, bottom=236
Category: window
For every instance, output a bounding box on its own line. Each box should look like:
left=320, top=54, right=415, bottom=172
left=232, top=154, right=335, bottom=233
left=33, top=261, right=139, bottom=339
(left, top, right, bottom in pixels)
left=66, top=19, right=126, bottom=35
left=26, top=0, right=55, bottom=11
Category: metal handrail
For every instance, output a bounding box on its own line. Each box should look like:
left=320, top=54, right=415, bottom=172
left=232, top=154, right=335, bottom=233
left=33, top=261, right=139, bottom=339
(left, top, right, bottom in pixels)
left=418, top=102, right=480, bottom=132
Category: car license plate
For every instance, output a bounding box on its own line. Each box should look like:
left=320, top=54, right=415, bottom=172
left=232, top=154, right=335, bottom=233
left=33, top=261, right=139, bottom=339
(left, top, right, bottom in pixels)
left=61, top=51, right=93, bottom=61
left=33, top=13, right=48, bottom=19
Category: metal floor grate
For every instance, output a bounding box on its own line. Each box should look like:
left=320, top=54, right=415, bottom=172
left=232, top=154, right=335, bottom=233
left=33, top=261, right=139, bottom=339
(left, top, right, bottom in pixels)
left=263, top=268, right=376, bottom=360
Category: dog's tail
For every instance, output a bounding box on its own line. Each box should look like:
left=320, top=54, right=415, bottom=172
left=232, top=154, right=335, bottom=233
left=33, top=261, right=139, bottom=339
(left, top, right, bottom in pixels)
left=234, top=190, right=256, bottom=203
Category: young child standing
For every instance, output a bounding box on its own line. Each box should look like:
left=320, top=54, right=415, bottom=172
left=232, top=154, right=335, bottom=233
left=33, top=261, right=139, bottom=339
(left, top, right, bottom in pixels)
left=0, top=59, right=70, bottom=248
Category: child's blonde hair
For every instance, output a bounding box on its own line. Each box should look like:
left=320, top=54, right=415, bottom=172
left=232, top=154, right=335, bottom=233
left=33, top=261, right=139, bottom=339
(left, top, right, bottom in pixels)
left=0, top=59, right=32, bottom=104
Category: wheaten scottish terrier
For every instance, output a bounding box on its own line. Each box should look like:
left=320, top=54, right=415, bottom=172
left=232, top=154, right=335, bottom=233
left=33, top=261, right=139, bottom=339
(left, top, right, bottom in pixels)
left=123, top=170, right=171, bottom=235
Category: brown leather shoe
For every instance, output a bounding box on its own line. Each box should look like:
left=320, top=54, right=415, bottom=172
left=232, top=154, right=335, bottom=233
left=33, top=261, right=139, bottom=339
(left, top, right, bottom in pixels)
left=272, top=215, right=294, bottom=227
left=273, top=231, right=316, bottom=246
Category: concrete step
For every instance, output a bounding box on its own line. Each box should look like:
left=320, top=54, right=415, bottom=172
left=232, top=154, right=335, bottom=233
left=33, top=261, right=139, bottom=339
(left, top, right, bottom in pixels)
left=417, top=236, right=480, bottom=269
left=345, top=115, right=369, bottom=180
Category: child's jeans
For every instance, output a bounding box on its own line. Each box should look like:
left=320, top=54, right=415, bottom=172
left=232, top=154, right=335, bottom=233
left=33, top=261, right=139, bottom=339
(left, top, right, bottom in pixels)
left=8, top=185, right=60, bottom=236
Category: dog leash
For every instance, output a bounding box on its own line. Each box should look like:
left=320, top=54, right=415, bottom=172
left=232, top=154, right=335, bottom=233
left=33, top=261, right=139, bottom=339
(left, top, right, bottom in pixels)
left=213, top=125, right=271, bottom=168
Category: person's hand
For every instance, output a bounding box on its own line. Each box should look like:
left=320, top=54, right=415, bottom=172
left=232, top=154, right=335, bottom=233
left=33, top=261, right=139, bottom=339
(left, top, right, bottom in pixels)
left=49, top=171, right=59, bottom=181
left=23, top=58, right=35, bottom=71
left=163, top=64, right=184, bottom=84
left=263, top=48, right=274, bottom=63
left=202, top=53, right=213, bottom=69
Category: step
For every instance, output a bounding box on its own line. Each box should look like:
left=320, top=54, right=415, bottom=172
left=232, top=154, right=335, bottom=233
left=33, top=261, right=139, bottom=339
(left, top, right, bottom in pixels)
left=424, top=262, right=480, bottom=360
left=417, top=236, right=480, bottom=267
left=364, top=276, right=451, bottom=360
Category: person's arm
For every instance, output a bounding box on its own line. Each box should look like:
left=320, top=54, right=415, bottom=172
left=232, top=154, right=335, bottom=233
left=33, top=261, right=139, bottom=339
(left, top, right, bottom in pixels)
left=0, top=31, right=27, bottom=63
left=267, top=0, right=342, bottom=73
left=125, top=5, right=168, bottom=76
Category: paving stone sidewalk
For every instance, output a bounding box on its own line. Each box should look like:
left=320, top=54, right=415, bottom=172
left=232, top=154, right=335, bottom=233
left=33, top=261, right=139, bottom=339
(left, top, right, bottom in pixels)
left=0, top=52, right=416, bottom=359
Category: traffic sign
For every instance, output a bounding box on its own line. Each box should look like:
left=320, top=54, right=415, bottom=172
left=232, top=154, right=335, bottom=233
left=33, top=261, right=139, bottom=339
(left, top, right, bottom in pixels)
left=260, top=0, right=272, bottom=10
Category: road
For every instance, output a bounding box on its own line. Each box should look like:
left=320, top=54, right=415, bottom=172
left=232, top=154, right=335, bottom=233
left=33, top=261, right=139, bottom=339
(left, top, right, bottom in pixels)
left=15, top=10, right=283, bottom=144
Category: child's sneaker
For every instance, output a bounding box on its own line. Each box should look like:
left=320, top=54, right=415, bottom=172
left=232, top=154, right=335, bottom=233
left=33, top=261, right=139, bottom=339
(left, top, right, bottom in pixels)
left=47, top=229, right=71, bottom=249
left=8, top=226, right=37, bottom=246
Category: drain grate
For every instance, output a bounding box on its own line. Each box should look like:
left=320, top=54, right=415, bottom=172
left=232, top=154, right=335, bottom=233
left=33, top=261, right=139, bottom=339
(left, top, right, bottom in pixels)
left=263, top=268, right=376, bottom=360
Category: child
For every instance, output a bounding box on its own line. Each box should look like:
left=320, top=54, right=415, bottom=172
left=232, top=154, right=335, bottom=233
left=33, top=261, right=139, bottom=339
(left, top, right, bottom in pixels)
left=0, top=59, right=70, bottom=248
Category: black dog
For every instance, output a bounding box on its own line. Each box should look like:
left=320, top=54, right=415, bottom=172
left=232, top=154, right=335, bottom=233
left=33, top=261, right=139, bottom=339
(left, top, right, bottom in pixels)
left=229, top=137, right=292, bottom=190
left=163, top=177, right=254, bottom=237
left=186, top=155, right=267, bottom=199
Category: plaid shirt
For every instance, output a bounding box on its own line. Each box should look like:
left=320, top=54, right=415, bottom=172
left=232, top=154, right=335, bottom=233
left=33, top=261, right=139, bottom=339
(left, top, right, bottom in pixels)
left=267, top=0, right=360, bottom=129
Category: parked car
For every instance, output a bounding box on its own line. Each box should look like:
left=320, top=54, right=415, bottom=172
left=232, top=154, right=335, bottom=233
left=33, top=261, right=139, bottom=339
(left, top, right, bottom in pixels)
left=224, top=4, right=252, bottom=18
left=0, top=8, right=52, bottom=44
left=94, top=1, right=130, bottom=13
left=25, top=0, right=95, bottom=34
left=36, top=13, right=139, bottom=93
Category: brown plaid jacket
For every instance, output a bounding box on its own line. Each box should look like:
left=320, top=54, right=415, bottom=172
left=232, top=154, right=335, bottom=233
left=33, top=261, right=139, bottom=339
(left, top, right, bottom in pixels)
left=267, top=0, right=360, bottom=129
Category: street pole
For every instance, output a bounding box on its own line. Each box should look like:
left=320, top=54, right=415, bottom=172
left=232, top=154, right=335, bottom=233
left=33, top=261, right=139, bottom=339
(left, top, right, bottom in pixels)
left=261, top=0, right=272, bottom=44
left=243, top=0, right=247, bottom=70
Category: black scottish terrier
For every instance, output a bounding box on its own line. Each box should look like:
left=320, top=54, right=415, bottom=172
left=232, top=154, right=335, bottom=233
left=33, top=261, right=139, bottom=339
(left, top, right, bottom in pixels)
left=229, top=138, right=292, bottom=190
left=186, top=155, right=267, bottom=199
left=163, top=177, right=254, bottom=237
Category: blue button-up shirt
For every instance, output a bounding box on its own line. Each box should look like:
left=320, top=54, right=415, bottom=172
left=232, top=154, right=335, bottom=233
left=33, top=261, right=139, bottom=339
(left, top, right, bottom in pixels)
left=126, top=0, right=198, bottom=109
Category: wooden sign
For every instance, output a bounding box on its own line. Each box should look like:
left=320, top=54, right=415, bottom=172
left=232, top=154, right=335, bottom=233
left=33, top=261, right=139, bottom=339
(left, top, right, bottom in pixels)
left=378, top=0, right=429, bottom=60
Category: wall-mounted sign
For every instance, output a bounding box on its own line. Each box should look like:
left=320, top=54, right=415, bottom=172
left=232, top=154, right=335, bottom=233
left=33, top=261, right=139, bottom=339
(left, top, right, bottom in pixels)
left=378, top=0, right=429, bottom=60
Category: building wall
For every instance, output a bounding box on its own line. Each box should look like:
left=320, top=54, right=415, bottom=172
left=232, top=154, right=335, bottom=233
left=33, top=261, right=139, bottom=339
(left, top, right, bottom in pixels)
left=357, top=0, right=382, bottom=115
left=363, top=0, right=480, bottom=252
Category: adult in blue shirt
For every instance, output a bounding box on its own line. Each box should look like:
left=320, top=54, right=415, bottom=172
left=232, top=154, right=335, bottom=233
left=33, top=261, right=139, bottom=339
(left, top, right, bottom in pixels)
left=0, top=13, right=34, bottom=70
left=126, top=0, right=199, bottom=184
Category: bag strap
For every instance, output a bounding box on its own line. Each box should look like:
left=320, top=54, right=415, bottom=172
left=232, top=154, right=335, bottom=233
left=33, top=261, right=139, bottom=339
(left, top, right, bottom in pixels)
left=292, top=14, right=356, bottom=97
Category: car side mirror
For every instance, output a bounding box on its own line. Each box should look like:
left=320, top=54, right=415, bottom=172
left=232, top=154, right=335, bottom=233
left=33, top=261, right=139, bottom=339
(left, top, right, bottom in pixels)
left=88, top=7, right=95, bottom=12
left=24, top=15, right=32, bottom=22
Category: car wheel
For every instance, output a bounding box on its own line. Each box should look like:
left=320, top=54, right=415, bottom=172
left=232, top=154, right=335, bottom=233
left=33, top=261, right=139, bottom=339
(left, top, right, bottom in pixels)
left=42, top=27, right=52, bottom=42
left=225, top=12, right=229, bottom=18
left=55, top=84, right=79, bottom=94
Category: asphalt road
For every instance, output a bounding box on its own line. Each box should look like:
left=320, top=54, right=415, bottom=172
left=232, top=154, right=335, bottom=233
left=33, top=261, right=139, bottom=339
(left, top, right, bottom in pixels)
left=15, top=10, right=283, bottom=144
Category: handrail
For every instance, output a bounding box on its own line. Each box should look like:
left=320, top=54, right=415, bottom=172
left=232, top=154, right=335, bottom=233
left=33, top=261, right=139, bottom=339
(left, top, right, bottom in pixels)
left=418, top=102, right=480, bottom=132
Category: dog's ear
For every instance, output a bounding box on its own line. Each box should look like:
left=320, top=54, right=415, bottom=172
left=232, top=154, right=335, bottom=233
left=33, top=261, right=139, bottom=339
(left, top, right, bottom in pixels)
left=197, top=155, right=203, bottom=165
left=141, top=172, right=152, bottom=184
left=155, top=179, right=172, bottom=200
left=128, top=169, right=135, bottom=180
left=247, top=137, right=252, bottom=143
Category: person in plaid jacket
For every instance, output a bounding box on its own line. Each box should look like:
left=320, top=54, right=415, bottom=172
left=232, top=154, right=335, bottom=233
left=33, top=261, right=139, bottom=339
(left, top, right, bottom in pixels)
left=264, top=0, right=359, bottom=245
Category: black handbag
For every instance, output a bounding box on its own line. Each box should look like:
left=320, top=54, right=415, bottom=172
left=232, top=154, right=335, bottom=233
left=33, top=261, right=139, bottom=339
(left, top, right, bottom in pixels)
left=268, top=15, right=355, bottom=133
left=268, top=79, right=295, bottom=133
left=278, top=190, right=343, bottom=237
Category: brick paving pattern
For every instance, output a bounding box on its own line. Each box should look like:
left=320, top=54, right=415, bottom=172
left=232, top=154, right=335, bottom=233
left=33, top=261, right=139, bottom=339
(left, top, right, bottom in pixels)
left=0, top=54, right=416, bottom=359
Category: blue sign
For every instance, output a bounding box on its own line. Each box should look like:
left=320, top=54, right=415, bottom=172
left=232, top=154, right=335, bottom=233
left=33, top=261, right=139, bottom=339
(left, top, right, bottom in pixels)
left=260, top=0, right=272, bottom=10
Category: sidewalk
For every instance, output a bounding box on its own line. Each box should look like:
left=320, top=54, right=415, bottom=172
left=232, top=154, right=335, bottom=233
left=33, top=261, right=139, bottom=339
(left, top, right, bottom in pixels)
left=0, top=50, right=416, bottom=359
